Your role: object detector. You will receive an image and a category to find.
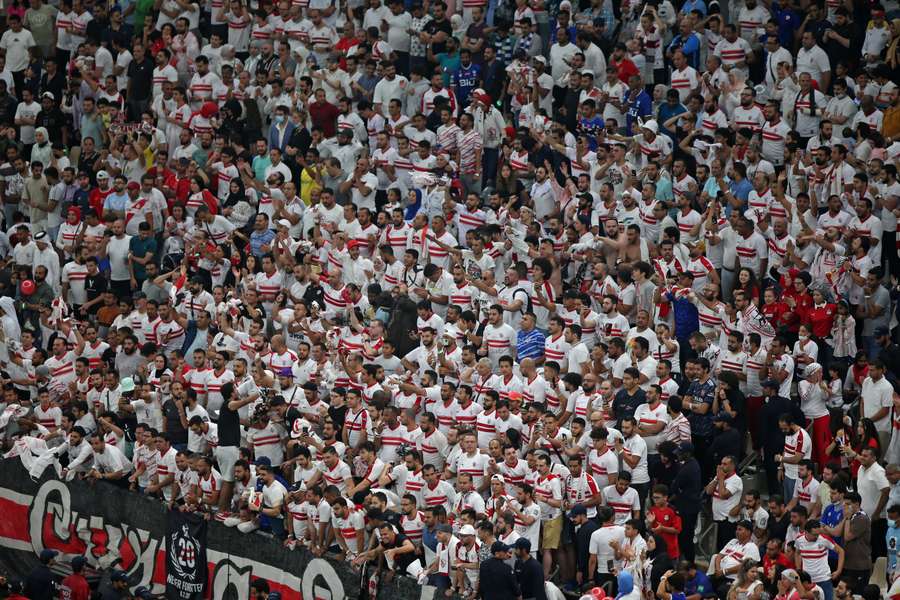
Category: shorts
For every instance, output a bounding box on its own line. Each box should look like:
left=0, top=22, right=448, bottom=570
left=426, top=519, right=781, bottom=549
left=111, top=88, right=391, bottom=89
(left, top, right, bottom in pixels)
left=214, top=445, right=240, bottom=482
left=542, top=515, right=563, bottom=550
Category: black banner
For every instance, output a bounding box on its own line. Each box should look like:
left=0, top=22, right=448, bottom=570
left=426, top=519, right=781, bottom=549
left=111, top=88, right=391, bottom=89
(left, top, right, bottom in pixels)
left=0, top=459, right=439, bottom=600
left=166, top=511, right=208, bottom=600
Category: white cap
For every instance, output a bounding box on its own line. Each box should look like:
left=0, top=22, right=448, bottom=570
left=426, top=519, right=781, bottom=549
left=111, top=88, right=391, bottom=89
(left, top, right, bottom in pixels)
left=641, top=120, right=659, bottom=134
left=559, top=0, right=573, bottom=10
left=277, top=219, right=292, bottom=229
left=458, top=524, right=477, bottom=536
left=581, top=69, right=594, bottom=78
left=96, top=170, right=110, bottom=179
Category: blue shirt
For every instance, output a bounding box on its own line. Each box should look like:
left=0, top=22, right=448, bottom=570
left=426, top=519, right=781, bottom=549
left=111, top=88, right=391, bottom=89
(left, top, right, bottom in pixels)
left=517, top=328, right=546, bottom=361
left=578, top=116, right=605, bottom=150
left=437, top=52, right=462, bottom=88
left=667, top=33, right=701, bottom=69
left=658, top=102, right=687, bottom=142
left=664, top=290, right=700, bottom=340
left=888, top=520, right=900, bottom=574
left=104, top=192, right=129, bottom=214
left=703, top=174, right=730, bottom=200
left=680, top=0, right=706, bottom=15
left=728, top=178, right=753, bottom=215
left=625, top=91, right=652, bottom=136
left=685, top=572, right=715, bottom=598
left=128, top=235, right=157, bottom=280
left=771, top=4, right=802, bottom=48
left=454, top=63, right=481, bottom=107
left=250, top=228, right=276, bottom=257
left=685, top=376, right=716, bottom=439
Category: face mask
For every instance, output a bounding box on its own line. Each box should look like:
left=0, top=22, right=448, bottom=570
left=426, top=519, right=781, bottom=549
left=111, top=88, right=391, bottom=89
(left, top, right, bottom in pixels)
left=274, top=115, right=285, bottom=124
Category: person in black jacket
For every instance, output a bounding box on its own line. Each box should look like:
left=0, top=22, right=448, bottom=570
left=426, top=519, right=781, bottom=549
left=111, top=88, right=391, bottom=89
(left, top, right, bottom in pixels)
left=24, top=549, right=57, bottom=600
left=669, top=442, right=702, bottom=562
left=570, top=504, right=600, bottom=591
left=514, top=538, right=547, bottom=600
left=477, top=542, right=520, bottom=600
left=758, top=379, right=805, bottom=496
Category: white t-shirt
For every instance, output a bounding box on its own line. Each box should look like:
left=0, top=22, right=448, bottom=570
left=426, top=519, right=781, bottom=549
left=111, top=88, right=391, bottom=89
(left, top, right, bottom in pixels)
left=588, top=524, right=626, bottom=574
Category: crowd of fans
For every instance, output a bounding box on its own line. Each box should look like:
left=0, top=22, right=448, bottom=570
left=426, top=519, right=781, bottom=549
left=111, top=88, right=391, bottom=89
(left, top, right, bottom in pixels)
left=1, top=0, right=900, bottom=597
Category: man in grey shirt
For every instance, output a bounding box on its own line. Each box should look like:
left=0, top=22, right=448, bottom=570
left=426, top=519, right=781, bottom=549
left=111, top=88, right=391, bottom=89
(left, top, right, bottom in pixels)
left=114, top=334, right=146, bottom=380
left=140, top=264, right=170, bottom=304
left=860, top=267, right=891, bottom=359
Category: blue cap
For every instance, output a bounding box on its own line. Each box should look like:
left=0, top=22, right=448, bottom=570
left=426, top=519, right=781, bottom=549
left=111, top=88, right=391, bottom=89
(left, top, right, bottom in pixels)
left=40, top=549, right=58, bottom=562
left=268, top=593, right=283, bottom=600
left=110, top=570, right=129, bottom=583
left=71, top=556, right=87, bottom=570
left=133, top=586, right=154, bottom=599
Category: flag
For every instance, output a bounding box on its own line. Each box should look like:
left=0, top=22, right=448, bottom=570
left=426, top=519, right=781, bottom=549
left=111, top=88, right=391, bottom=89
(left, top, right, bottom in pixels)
left=165, top=510, right=207, bottom=600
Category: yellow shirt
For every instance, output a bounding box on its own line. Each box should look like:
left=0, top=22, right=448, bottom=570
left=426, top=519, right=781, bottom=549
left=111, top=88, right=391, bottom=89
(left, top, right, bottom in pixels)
left=299, top=168, right=320, bottom=205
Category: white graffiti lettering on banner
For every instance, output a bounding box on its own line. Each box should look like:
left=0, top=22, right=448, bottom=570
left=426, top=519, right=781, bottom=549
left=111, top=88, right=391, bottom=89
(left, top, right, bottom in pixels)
left=28, top=479, right=162, bottom=590
left=301, top=558, right=345, bottom=600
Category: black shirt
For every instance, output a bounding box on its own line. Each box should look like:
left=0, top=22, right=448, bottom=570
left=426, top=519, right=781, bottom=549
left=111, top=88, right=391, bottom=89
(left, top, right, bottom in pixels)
left=127, top=57, right=154, bottom=100
left=514, top=556, right=547, bottom=600
left=479, top=557, right=520, bottom=600
left=35, top=108, right=66, bottom=144
left=85, top=271, right=108, bottom=310
left=39, top=71, right=66, bottom=104
left=219, top=399, right=242, bottom=447
left=24, top=565, right=55, bottom=600
left=381, top=532, right=417, bottom=571
left=162, top=399, right=188, bottom=445
left=669, top=457, right=702, bottom=516
left=425, top=18, right=453, bottom=54
left=613, top=388, right=646, bottom=424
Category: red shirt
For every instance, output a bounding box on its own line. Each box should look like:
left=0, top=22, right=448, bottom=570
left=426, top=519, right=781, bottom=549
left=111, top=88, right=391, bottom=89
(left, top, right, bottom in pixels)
left=88, top=187, right=113, bottom=218
left=308, top=101, right=340, bottom=138
left=762, top=301, right=789, bottom=329
left=648, top=505, right=682, bottom=559
left=782, top=290, right=813, bottom=333
left=807, top=303, right=836, bottom=339
left=59, top=574, right=90, bottom=600
left=610, top=57, right=640, bottom=83
left=763, top=552, right=793, bottom=581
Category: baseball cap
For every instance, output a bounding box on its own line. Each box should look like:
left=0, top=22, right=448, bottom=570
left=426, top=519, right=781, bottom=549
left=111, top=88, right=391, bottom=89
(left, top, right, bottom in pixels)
left=761, top=379, right=778, bottom=389
left=41, top=92, right=55, bottom=101
left=513, top=537, right=531, bottom=551
left=490, top=474, right=505, bottom=484
left=641, top=120, right=659, bottom=134
left=874, top=326, right=890, bottom=337
left=347, top=240, right=361, bottom=249
left=781, top=569, right=799, bottom=583
left=568, top=504, right=588, bottom=518
left=490, top=541, right=510, bottom=553
left=277, top=219, right=292, bottom=229
left=677, top=441, right=694, bottom=454
left=458, top=524, right=476, bottom=536
left=96, top=170, right=110, bottom=180
left=126, top=181, right=140, bottom=190
left=133, top=587, right=154, bottom=599
left=735, top=519, right=753, bottom=531
left=71, top=556, right=87, bottom=571
left=40, top=549, right=59, bottom=562
left=110, top=570, right=129, bottom=583
left=713, top=413, right=733, bottom=424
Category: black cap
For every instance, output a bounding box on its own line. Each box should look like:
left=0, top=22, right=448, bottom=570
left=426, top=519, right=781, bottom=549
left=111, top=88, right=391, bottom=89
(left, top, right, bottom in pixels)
left=491, top=541, right=510, bottom=553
